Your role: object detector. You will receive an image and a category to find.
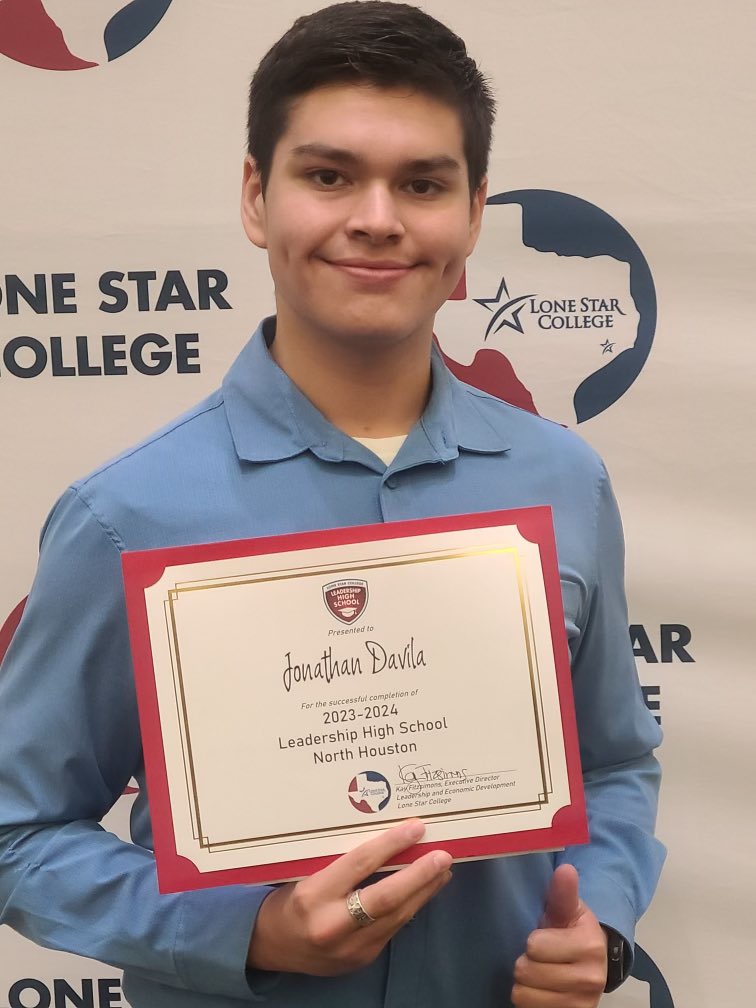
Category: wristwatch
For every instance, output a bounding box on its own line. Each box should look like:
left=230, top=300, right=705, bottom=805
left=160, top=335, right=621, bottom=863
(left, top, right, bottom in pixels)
left=601, top=925, right=630, bottom=993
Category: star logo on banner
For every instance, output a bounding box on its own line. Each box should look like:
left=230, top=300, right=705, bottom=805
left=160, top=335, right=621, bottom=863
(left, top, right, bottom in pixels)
left=600, top=339, right=616, bottom=354
left=474, top=277, right=534, bottom=340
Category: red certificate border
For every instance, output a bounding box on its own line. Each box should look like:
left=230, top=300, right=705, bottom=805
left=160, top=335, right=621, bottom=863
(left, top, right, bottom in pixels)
left=122, top=508, right=588, bottom=893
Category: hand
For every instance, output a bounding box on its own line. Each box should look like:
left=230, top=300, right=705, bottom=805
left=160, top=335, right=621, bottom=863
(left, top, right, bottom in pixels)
left=247, top=819, right=452, bottom=976
left=511, top=865, right=608, bottom=1008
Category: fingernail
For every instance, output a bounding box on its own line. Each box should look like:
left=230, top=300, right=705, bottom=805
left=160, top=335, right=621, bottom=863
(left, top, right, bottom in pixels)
left=403, top=819, right=425, bottom=842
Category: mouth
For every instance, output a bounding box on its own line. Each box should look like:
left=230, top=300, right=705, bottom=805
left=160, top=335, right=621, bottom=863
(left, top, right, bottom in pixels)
left=325, top=259, right=418, bottom=283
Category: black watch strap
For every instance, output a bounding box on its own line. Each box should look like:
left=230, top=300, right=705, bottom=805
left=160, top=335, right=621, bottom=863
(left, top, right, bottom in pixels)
left=602, top=925, right=630, bottom=993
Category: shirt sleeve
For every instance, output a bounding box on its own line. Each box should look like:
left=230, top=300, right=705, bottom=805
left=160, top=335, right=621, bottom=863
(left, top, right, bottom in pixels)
left=555, top=463, right=666, bottom=952
left=0, top=487, right=273, bottom=1001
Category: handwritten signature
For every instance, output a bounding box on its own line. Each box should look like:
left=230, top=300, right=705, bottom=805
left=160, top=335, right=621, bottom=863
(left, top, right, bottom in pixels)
left=398, top=762, right=470, bottom=784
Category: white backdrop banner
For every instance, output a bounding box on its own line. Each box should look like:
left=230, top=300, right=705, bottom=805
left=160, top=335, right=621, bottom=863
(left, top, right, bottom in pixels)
left=2, top=2, right=755, bottom=1006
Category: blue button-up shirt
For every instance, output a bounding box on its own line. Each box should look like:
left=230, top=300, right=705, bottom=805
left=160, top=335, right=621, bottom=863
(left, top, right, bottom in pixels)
left=0, top=319, right=664, bottom=1007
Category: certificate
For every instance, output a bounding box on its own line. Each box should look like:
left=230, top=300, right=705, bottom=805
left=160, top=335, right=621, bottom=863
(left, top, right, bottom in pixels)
left=122, top=508, right=587, bottom=893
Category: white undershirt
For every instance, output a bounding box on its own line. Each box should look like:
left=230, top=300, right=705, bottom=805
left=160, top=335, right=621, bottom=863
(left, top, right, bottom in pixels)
left=352, top=434, right=408, bottom=466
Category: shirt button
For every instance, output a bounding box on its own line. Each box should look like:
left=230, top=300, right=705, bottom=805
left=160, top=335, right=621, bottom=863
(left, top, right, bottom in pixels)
left=385, top=476, right=398, bottom=489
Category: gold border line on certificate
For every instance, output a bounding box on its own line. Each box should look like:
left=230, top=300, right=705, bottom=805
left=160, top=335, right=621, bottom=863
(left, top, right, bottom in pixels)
left=168, top=538, right=528, bottom=591
left=170, top=545, right=512, bottom=592
left=163, top=599, right=199, bottom=842
left=162, top=546, right=556, bottom=856
left=519, top=558, right=554, bottom=797
left=514, top=549, right=553, bottom=802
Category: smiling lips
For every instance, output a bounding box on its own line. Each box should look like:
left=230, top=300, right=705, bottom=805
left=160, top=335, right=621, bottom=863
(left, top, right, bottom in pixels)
left=327, top=258, right=417, bottom=283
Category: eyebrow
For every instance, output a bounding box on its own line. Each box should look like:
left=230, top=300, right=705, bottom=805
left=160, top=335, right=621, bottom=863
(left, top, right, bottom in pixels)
left=289, top=143, right=462, bottom=175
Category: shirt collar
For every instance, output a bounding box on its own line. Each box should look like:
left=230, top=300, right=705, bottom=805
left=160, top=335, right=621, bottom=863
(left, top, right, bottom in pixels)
left=222, top=317, right=511, bottom=466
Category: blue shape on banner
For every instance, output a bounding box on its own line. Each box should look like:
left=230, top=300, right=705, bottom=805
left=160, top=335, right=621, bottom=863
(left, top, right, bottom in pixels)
left=104, top=0, right=174, bottom=62
left=435, top=189, right=656, bottom=425
left=492, top=190, right=656, bottom=423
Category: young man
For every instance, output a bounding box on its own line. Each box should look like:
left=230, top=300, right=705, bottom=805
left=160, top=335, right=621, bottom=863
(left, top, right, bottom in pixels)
left=0, top=3, right=664, bottom=1006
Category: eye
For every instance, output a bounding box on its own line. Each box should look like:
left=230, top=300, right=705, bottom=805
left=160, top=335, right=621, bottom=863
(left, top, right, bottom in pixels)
left=407, top=179, right=443, bottom=196
left=308, top=169, right=346, bottom=188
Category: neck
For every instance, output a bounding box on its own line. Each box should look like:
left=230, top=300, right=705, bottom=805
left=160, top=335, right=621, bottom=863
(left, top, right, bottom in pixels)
left=269, top=316, right=433, bottom=438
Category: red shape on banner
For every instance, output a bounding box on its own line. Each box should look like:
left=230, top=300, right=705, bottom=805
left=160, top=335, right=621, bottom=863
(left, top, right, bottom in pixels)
left=0, top=596, right=27, bottom=664
left=0, top=0, right=98, bottom=71
left=436, top=342, right=539, bottom=415
left=449, top=268, right=467, bottom=300
left=439, top=266, right=538, bottom=414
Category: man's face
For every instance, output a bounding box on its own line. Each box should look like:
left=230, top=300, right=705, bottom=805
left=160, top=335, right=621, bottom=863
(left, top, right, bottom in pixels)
left=242, top=82, right=486, bottom=353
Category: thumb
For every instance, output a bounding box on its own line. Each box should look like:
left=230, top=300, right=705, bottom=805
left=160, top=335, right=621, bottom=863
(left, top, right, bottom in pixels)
left=542, top=864, right=581, bottom=929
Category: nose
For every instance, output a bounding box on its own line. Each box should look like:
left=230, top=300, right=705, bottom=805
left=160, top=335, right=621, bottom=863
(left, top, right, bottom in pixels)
left=346, top=183, right=405, bottom=243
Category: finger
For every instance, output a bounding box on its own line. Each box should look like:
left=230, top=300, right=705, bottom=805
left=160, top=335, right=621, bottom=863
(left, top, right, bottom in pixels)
left=514, top=955, right=606, bottom=995
left=526, top=926, right=605, bottom=965
left=315, top=819, right=426, bottom=895
left=542, top=864, right=580, bottom=929
left=358, top=850, right=452, bottom=920
left=333, top=872, right=452, bottom=976
left=344, top=868, right=452, bottom=942
left=511, top=981, right=597, bottom=1008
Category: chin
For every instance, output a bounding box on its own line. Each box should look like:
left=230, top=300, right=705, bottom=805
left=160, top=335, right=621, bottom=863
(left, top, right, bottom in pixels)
left=328, top=309, right=429, bottom=345
left=337, top=324, right=423, bottom=350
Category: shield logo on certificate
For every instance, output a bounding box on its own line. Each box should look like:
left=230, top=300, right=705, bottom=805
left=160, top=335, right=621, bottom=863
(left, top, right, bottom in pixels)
left=323, top=579, right=368, bottom=624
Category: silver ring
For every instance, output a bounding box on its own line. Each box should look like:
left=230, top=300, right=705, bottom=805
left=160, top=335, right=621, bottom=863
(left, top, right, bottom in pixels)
left=346, top=888, right=376, bottom=927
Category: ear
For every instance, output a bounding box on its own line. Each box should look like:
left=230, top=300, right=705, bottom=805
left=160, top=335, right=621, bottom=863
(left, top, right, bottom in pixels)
left=241, top=155, right=267, bottom=249
left=466, top=177, right=488, bottom=256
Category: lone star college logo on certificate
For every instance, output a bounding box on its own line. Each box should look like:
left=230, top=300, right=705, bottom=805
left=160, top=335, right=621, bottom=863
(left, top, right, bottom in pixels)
left=348, top=771, right=392, bottom=814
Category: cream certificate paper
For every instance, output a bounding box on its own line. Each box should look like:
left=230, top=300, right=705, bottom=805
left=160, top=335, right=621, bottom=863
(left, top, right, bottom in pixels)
left=123, top=509, right=587, bottom=892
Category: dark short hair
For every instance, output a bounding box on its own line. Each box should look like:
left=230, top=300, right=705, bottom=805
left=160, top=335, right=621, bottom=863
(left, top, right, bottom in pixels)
left=247, top=1, right=495, bottom=197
